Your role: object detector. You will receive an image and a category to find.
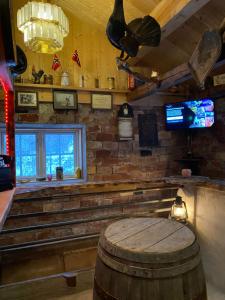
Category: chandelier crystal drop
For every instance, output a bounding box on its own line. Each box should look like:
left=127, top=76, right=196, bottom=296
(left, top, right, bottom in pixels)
left=17, top=1, right=69, bottom=54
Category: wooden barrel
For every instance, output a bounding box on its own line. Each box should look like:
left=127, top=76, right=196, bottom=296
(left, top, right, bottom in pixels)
left=93, top=217, right=207, bottom=300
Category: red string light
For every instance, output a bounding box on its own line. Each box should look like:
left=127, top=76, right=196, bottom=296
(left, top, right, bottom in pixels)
left=0, top=78, right=10, bottom=154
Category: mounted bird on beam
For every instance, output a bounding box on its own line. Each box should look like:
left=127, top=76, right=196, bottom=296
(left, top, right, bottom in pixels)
left=106, top=0, right=161, bottom=61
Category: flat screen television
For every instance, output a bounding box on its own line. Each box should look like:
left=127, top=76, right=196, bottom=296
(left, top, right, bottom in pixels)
left=165, top=99, right=215, bottom=130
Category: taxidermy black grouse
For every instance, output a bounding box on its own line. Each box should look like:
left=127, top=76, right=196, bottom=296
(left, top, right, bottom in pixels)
left=10, top=46, right=27, bottom=77
left=106, top=0, right=161, bottom=60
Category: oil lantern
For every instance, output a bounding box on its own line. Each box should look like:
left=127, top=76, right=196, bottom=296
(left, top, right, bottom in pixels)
left=118, top=103, right=134, bottom=140
left=170, top=196, right=188, bottom=223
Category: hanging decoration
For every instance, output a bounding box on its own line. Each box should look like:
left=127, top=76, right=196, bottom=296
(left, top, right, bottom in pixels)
left=17, top=1, right=69, bottom=54
left=52, top=54, right=61, bottom=71
left=10, top=46, right=27, bottom=77
left=188, top=17, right=225, bottom=89
left=72, top=50, right=81, bottom=67
left=106, top=0, right=161, bottom=61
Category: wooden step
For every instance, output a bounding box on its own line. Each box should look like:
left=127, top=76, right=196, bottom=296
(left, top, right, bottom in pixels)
left=0, top=207, right=171, bottom=248
left=10, top=186, right=178, bottom=215
left=0, top=215, right=115, bottom=247
left=0, top=232, right=100, bottom=252
left=4, top=197, right=174, bottom=229
left=0, top=267, right=94, bottom=299
left=0, top=234, right=98, bottom=285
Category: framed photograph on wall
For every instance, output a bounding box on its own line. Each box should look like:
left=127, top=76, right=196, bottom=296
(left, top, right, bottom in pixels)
left=16, top=91, right=38, bottom=109
left=53, top=90, right=78, bottom=110
left=91, top=93, right=112, bottom=110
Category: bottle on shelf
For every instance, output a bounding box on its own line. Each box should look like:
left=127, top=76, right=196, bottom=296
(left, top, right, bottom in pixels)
left=61, top=71, right=70, bottom=86
left=94, top=78, right=99, bottom=88
left=75, top=167, right=82, bottom=179
left=107, top=77, right=115, bottom=89
left=79, top=75, right=85, bottom=88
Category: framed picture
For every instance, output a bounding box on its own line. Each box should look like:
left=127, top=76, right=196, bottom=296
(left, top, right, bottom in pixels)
left=91, top=93, right=112, bottom=110
left=16, top=91, right=38, bottom=109
left=53, top=90, right=78, bottom=110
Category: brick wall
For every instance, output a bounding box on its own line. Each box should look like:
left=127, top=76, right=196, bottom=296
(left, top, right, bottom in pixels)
left=0, top=101, right=188, bottom=180
left=85, top=104, right=187, bottom=181
left=191, top=98, right=225, bottom=178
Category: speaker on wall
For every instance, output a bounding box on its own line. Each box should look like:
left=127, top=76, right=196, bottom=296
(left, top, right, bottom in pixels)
left=138, top=113, right=158, bottom=156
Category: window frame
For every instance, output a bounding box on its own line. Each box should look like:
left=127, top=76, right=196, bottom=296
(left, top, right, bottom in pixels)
left=0, top=123, right=87, bottom=182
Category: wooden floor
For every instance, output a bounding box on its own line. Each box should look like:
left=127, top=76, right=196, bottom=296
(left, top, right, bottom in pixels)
left=1, top=280, right=225, bottom=300
left=55, top=289, right=92, bottom=300
left=31, top=284, right=225, bottom=300
left=0, top=270, right=94, bottom=300
left=39, top=285, right=225, bottom=300
left=207, top=283, right=225, bottom=300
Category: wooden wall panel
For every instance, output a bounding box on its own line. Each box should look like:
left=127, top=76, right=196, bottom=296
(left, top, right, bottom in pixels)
left=12, top=0, right=130, bottom=91
left=54, top=0, right=163, bottom=28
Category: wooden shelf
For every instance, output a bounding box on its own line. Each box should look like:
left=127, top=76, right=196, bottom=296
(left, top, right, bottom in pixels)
left=14, top=83, right=130, bottom=94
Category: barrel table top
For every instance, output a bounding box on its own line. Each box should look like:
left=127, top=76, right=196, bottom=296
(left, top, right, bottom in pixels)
left=99, top=218, right=198, bottom=264
left=95, top=218, right=206, bottom=299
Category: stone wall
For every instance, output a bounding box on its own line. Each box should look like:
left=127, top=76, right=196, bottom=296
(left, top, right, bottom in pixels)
left=0, top=101, right=188, bottom=180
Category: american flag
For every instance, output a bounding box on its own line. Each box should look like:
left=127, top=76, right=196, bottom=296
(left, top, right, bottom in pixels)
left=72, top=50, right=81, bottom=67
left=52, top=54, right=61, bottom=71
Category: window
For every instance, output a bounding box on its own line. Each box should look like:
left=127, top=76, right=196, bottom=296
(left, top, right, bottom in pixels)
left=0, top=124, right=86, bottom=181
left=16, top=134, right=37, bottom=177
left=45, top=133, right=75, bottom=176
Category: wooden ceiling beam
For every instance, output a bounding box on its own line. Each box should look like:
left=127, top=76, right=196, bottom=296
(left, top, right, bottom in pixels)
left=128, top=0, right=211, bottom=66
left=127, top=58, right=225, bottom=101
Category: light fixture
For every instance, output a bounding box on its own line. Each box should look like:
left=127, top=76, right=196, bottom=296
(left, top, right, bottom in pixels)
left=150, top=70, right=158, bottom=78
left=170, top=196, right=188, bottom=223
left=17, top=1, right=69, bottom=54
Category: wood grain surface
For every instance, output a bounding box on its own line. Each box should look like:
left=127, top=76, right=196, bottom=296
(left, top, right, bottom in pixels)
left=94, top=217, right=207, bottom=300
left=101, top=218, right=196, bottom=260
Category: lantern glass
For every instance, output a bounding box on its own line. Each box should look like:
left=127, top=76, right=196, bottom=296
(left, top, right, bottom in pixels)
left=170, top=196, right=188, bottom=222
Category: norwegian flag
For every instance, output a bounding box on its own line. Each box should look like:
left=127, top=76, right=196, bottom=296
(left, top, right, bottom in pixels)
left=52, top=54, right=61, bottom=71
left=72, top=50, right=81, bottom=67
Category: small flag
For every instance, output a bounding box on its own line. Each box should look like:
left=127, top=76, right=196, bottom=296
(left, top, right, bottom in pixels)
left=72, top=50, right=81, bottom=67
left=52, top=54, right=61, bottom=71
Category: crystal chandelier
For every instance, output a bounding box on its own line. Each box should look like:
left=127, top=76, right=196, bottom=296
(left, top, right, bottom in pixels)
left=17, top=1, right=69, bottom=54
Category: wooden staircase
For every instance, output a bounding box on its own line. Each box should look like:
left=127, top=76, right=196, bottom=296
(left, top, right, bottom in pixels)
left=0, top=182, right=178, bottom=297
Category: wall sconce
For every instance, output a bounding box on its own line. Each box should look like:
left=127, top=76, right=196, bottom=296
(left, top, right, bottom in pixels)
left=170, top=196, right=188, bottom=223
left=118, top=103, right=134, bottom=141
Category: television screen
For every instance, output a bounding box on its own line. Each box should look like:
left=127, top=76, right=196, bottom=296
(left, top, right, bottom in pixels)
left=165, top=99, right=215, bottom=130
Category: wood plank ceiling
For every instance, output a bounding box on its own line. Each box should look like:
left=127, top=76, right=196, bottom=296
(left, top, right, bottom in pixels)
left=55, top=0, right=163, bottom=27
left=55, top=0, right=225, bottom=75
left=131, top=0, right=225, bottom=73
